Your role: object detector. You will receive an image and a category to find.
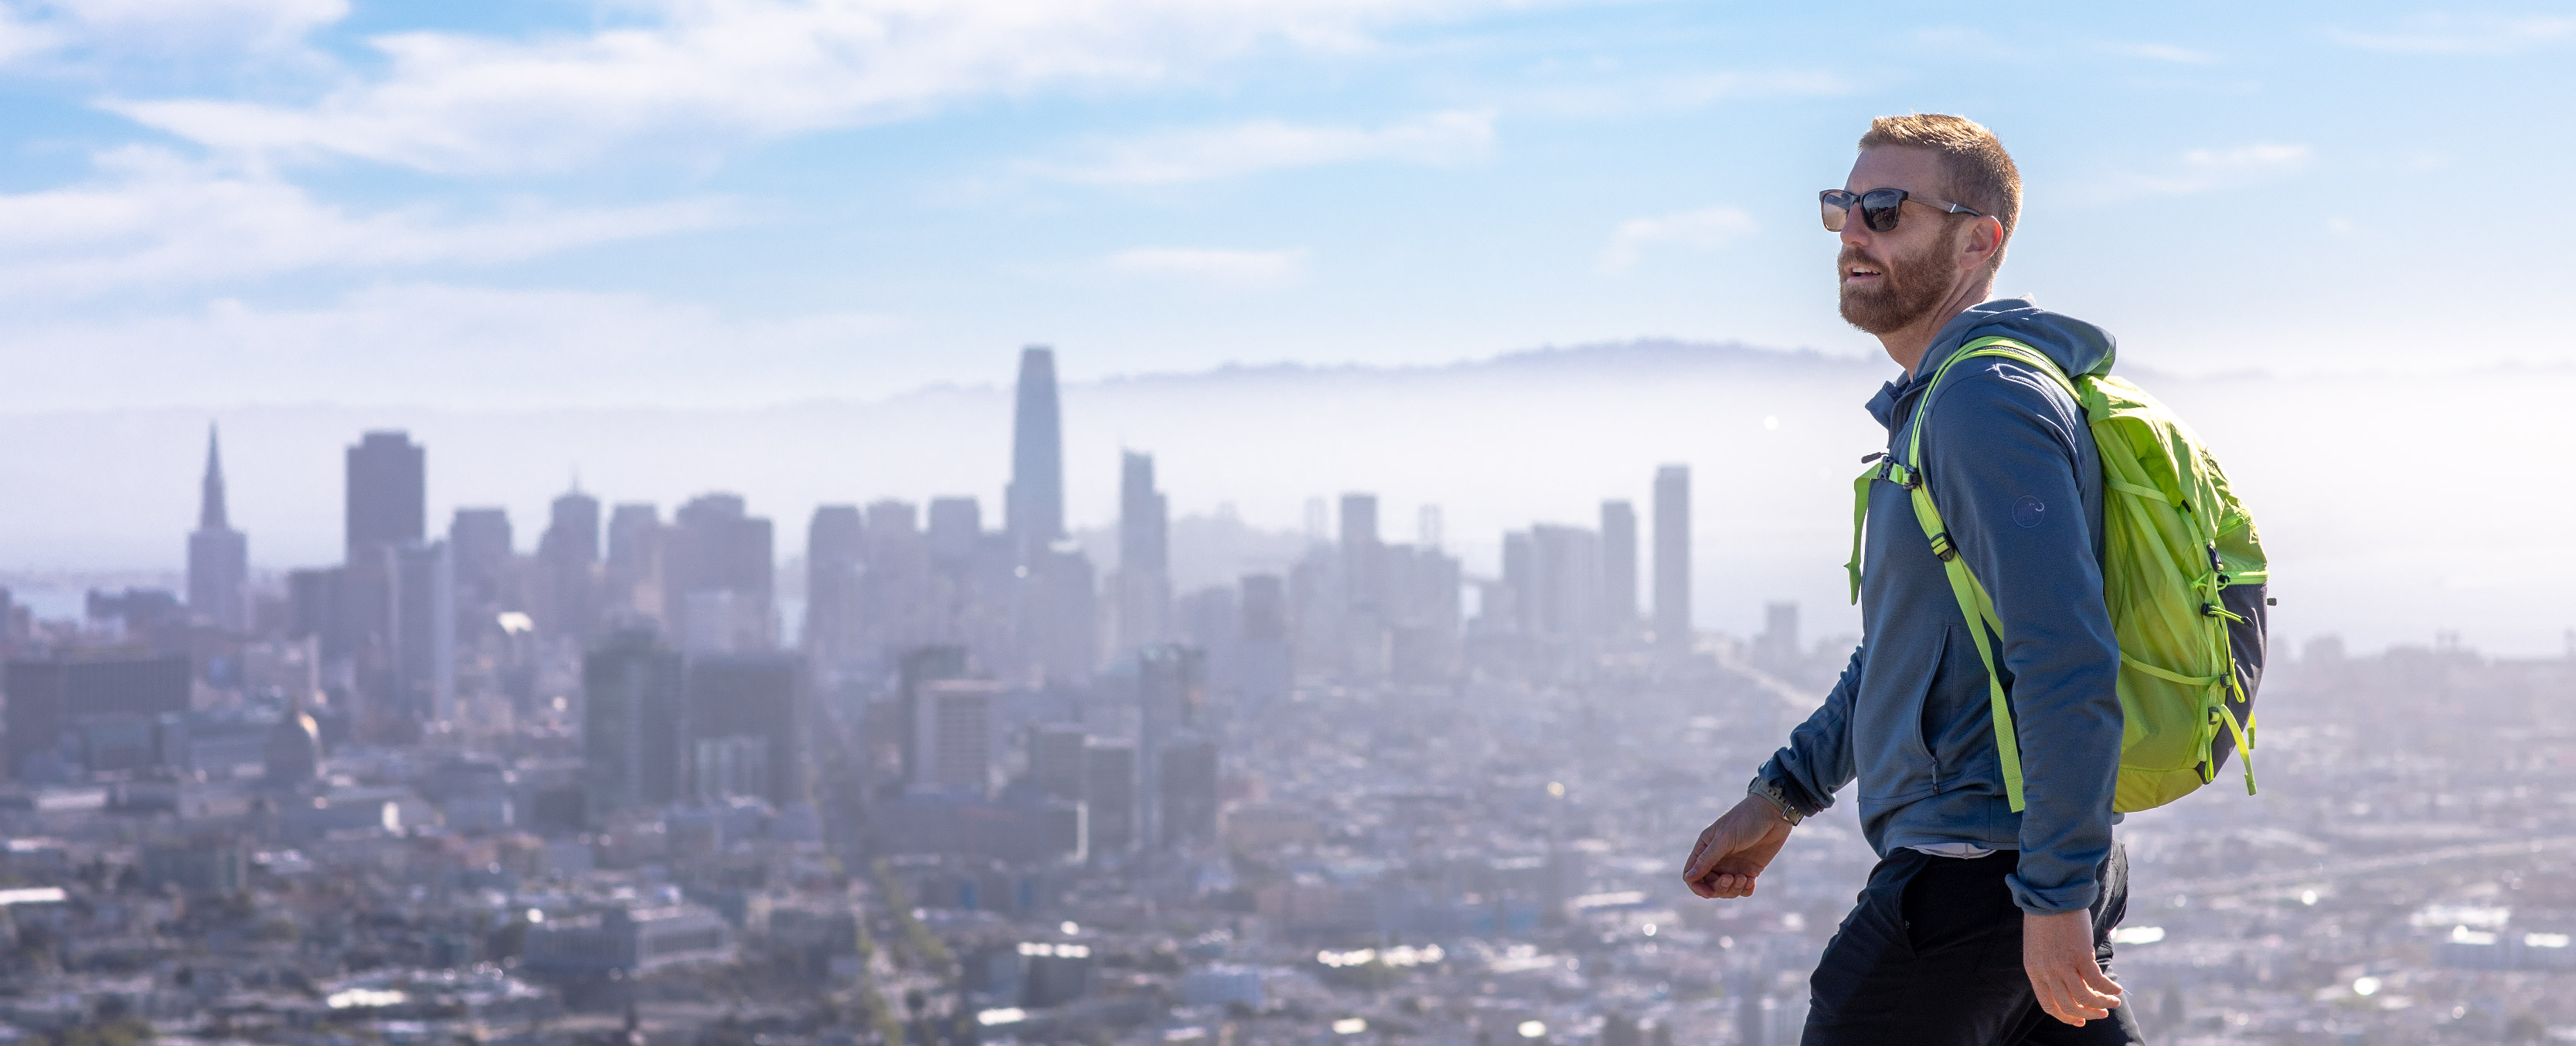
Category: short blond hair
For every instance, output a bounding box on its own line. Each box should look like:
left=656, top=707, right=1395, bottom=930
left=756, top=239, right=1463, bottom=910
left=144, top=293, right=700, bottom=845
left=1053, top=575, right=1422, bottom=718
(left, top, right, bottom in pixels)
left=1858, top=114, right=2020, bottom=270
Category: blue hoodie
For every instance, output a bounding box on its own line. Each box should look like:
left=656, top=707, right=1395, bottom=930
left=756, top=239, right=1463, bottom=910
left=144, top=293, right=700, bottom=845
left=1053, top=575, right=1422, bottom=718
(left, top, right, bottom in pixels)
left=1755, top=297, right=2122, bottom=916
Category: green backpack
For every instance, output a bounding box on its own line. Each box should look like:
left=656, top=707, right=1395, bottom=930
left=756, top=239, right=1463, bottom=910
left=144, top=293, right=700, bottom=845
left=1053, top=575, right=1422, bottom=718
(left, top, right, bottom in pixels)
left=1844, top=335, right=2268, bottom=813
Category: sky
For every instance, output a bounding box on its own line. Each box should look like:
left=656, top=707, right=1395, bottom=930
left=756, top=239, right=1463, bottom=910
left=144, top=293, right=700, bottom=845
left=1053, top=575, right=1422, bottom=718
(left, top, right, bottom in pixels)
left=2, top=0, right=2572, bottom=654
left=0, top=0, right=2571, bottom=411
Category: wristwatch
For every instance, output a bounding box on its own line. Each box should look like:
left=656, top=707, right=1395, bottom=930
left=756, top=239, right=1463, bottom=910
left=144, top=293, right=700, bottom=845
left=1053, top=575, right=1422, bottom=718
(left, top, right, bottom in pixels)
left=1747, top=776, right=1806, bottom=827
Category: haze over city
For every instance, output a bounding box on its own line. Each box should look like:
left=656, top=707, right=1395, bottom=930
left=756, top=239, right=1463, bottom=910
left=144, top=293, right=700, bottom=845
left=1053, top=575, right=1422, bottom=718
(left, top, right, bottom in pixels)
left=0, top=3, right=2569, bottom=1046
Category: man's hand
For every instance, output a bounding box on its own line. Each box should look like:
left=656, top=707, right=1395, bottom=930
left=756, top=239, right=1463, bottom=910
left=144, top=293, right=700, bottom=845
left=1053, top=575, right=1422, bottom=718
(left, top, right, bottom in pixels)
left=1681, top=795, right=1794, bottom=898
left=2024, top=909, right=2121, bottom=1025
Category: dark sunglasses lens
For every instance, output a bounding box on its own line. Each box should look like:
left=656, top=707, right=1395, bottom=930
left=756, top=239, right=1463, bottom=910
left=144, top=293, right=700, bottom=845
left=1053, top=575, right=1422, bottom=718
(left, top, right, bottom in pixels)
left=1862, top=189, right=1905, bottom=233
left=1819, top=191, right=1853, bottom=231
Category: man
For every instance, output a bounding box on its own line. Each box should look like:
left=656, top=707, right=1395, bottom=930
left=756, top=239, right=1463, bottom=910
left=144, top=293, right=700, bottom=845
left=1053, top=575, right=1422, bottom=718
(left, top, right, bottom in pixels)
left=1679, top=114, right=2144, bottom=1043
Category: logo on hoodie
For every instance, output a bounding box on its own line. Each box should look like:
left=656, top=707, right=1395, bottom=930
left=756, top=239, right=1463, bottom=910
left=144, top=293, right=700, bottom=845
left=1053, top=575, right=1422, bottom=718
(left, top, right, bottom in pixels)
left=2013, top=495, right=2047, bottom=528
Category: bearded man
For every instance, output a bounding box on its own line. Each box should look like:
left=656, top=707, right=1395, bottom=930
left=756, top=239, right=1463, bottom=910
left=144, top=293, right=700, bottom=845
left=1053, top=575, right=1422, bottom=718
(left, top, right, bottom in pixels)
left=1679, top=114, right=2146, bottom=1044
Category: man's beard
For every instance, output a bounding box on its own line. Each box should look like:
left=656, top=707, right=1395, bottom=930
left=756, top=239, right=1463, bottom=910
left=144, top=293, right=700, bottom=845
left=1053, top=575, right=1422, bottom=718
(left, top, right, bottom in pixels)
left=1837, top=235, right=1953, bottom=335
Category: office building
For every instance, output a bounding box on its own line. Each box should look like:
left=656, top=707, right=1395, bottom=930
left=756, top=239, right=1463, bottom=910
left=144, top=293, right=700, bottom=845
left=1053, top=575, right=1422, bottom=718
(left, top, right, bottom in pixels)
left=685, top=653, right=804, bottom=805
left=1529, top=525, right=1604, bottom=639
left=1114, top=450, right=1171, bottom=654
left=1029, top=725, right=1089, bottom=803
left=1137, top=644, right=1204, bottom=848
left=1757, top=602, right=1802, bottom=672
left=927, top=497, right=981, bottom=569
left=1601, top=500, right=1638, bottom=629
left=604, top=503, right=663, bottom=627
left=913, top=678, right=999, bottom=796
left=1237, top=574, right=1293, bottom=703
left=584, top=631, right=687, bottom=816
left=1007, top=345, right=1066, bottom=566
left=1159, top=739, right=1220, bottom=849
left=804, top=504, right=865, bottom=671
left=448, top=508, right=514, bottom=620
left=862, top=500, right=936, bottom=657
left=395, top=541, right=455, bottom=723
left=663, top=494, right=774, bottom=652
left=4, top=653, right=190, bottom=782
left=1654, top=464, right=1692, bottom=652
left=345, top=431, right=425, bottom=559
left=186, top=426, right=249, bottom=633
left=895, top=646, right=968, bottom=787
left=1084, top=742, right=1138, bottom=858
left=536, top=488, right=601, bottom=640
left=1027, top=543, right=1097, bottom=684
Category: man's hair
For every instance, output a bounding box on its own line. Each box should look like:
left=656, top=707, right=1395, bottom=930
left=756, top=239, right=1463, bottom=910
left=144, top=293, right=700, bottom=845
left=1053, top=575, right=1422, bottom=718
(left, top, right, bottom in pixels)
left=1858, top=114, right=2020, bottom=272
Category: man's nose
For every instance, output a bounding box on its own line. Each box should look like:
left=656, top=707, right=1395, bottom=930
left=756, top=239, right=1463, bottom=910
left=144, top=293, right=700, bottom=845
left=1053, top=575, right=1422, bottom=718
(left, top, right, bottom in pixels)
left=1839, top=204, right=1873, bottom=255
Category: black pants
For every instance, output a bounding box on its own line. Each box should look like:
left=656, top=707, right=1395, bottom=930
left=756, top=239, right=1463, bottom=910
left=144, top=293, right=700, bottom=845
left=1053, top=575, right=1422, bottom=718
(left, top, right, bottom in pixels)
left=1802, top=845, right=2146, bottom=1044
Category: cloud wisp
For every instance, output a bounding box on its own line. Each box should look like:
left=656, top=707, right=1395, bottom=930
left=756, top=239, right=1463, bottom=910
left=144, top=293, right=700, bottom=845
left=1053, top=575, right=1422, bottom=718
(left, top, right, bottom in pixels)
left=103, top=0, right=1545, bottom=175
left=1033, top=110, right=1493, bottom=185
left=1102, top=246, right=1309, bottom=289
left=0, top=147, right=734, bottom=297
left=1597, top=205, right=1754, bottom=276
left=2329, top=13, right=2576, bottom=54
left=2087, top=142, right=2310, bottom=202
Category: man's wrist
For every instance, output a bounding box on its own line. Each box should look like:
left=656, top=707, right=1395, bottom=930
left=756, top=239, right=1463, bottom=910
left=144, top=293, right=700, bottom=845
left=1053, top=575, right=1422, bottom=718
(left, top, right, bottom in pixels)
left=1746, top=776, right=1805, bottom=827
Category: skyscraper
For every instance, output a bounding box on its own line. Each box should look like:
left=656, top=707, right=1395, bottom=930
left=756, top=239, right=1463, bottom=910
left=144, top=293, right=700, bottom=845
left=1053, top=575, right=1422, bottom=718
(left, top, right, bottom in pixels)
left=804, top=504, right=865, bottom=671
left=536, top=488, right=601, bottom=640
left=395, top=541, right=455, bottom=722
left=345, top=431, right=425, bottom=559
left=1601, top=500, right=1638, bottom=630
left=1006, top=346, right=1065, bottom=566
left=1237, top=573, right=1292, bottom=703
left=584, top=630, right=687, bottom=817
left=1339, top=493, right=1380, bottom=613
left=664, top=494, right=774, bottom=653
left=447, top=508, right=514, bottom=618
left=186, top=426, right=248, bottom=633
left=1654, top=464, right=1693, bottom=653
left=604, top=503, right=662, bottom=626
left=1114, top=451, right=1170, bottom=653
left=685, top=653, right=805, bottom=805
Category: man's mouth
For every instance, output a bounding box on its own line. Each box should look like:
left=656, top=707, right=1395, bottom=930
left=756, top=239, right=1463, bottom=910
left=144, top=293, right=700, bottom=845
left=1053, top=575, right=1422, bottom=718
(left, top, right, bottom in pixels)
left=1844, top=264, right=1882, bottom=285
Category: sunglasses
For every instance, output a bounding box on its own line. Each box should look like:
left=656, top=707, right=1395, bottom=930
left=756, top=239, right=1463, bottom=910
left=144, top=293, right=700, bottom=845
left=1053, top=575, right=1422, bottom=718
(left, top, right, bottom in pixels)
left=1819, top=188, right=1985, bottom=233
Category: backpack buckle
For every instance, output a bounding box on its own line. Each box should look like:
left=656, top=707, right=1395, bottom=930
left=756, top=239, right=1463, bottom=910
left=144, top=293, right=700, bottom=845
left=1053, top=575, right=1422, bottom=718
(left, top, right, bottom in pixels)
left=1928, top=531, right=1958, bottom=562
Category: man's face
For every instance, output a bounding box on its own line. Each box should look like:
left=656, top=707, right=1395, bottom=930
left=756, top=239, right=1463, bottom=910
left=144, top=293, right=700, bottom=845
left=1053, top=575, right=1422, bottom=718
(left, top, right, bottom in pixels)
left=1836, top=147, right=1967, bottom=336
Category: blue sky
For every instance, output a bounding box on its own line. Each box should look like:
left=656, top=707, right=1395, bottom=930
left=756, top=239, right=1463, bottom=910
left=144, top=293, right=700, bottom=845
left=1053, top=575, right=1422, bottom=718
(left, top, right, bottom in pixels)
left=0, top=0, right=2569, bottom=409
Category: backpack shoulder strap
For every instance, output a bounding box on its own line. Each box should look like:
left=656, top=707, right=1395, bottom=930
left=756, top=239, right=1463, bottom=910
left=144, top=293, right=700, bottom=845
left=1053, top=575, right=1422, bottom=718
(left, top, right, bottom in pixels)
left=1892, top=335, right=2075, bottom=813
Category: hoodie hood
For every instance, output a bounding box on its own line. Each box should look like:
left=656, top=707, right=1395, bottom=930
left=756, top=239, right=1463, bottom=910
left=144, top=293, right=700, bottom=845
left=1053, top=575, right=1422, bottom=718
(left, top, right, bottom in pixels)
left=1866, top=297, right=2117, bottom=430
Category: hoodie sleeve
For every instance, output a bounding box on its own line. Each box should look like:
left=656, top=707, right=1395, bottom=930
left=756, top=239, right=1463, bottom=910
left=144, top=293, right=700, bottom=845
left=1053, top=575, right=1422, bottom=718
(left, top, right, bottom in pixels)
left=1921, top=358, right=2122, bottom=916
left=1753, top=642, right=1865, bottom=818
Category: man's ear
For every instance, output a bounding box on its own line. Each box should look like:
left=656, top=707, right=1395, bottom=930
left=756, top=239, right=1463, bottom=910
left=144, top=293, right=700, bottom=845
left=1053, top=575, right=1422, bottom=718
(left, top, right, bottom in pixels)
left=1962, top=216, right=2004, bottom=270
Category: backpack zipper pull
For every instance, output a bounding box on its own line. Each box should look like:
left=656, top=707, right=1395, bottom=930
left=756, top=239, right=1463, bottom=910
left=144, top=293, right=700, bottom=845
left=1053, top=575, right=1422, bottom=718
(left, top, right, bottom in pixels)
left=1860, top=451, right=1885, bottom=464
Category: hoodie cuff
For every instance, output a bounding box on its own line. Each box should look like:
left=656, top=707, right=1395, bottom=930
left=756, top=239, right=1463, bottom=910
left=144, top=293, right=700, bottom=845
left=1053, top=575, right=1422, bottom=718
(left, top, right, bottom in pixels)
left=2006, top=871, right=2100, bottom=917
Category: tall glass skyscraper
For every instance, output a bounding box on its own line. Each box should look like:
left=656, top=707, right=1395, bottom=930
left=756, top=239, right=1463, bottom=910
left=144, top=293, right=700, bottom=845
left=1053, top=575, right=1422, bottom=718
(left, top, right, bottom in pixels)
left=1006, top=345, right=1065, bottom=566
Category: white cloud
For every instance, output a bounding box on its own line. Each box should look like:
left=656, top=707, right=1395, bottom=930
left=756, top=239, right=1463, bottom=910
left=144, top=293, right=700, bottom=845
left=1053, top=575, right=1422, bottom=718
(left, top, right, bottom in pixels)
left=2090, top=143, right=2310, bottom=201
left=2104, top=42, right=2214, bottom=64
left=104, top=0, right=1549, bottom=175
left=1103, top=246, right=1309, bottom=289
left=0, top=0, right=344, bottom=64
left=49, top=0, right=344, bottom=49
left=1597, top=205, right=1753, bottom=276
left=2329, top=13, right=2576, bottom=54
left=0, top=146, right=735, bottom=296
left=1511, top=69, right=1851, bottom=118
left=1035, top=110, right=1492, bottom=185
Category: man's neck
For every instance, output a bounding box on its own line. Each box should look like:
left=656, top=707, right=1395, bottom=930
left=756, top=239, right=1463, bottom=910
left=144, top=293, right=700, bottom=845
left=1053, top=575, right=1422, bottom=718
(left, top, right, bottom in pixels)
left=1880, top=277, right=1996, bottom=375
